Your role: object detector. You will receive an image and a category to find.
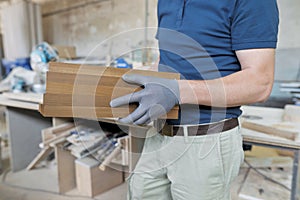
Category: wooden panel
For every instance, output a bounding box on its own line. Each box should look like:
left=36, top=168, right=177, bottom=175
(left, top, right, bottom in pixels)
left=55, top=142, right=76, bottom=194
left=41, top=62, right=180, bottom=119
left=75, top=157, right=123, bottom=197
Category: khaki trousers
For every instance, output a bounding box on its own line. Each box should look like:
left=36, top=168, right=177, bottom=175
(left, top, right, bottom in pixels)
left=127, top=126, right=244, bottom=200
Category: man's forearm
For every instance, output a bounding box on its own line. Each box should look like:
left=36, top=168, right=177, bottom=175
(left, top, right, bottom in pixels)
left=179, top=67, right=274, bottom=107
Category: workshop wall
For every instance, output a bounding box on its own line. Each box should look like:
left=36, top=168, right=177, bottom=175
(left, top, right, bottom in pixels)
left=277, top=0, right=300, bottom=49
left=275, top=0, right=300, bottom=82
left=42, top=0, right=158, bottom=59
left=270, top=0, right=300, bottom=101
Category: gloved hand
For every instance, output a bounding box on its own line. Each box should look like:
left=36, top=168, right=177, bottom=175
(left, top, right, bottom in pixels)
left=110, top=74, right=180, bottom=125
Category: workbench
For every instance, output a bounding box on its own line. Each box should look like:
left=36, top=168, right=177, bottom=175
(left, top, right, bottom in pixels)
left=0, top=93, right=52, bottom=172
left=241, top=106, right=300, bottom=200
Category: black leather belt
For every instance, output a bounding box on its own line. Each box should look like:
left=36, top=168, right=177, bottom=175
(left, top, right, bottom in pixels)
left=159, top=118, right=239, bottom=137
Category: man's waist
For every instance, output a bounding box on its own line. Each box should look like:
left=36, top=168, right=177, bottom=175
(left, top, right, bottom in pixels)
left=155, top=118, right=239, bottom=137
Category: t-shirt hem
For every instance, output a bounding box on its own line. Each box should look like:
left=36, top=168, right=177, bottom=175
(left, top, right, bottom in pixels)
left=232, top=41, right=277, bottom=51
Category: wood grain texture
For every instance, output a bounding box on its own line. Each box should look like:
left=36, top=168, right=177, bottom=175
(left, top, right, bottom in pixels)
left=46, top=82, right=138, bottom=96
left=41, top=62, right=180, bottom=119
left=46, top=71, right=138, bottom=88
left=43, top=93, right=123, bottom=107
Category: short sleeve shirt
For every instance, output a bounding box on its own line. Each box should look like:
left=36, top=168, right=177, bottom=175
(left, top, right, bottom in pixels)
left=156, top=0, right=279, bottom=124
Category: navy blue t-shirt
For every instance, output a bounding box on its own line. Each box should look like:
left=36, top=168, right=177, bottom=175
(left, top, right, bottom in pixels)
left=156, top=0, right=279, bottom=125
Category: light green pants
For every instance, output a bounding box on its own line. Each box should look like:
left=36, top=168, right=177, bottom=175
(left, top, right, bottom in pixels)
left=127, top=126, right=244, bottom=200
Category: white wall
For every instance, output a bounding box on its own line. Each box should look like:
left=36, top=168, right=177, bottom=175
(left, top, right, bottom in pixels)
left=277, top=0, right=300, bottom=49
left=272, top=0, right=300, bottom=98
left=42, top=0, right=158, bottom=58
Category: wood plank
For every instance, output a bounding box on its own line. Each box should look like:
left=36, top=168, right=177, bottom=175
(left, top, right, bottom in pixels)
left=99, top=145, right=122, bottom=171
left=26, top=147, right=52, bottom=170
left=43, top=93, right=114, bottom=107
left=0, top=95, right=39, bottom=111
left=3, top=92, right=43, bottom=104
left=42, top=127, right=54, bottom=143
left=46, top=71, right=138, bottom=88
left=46, top=82, right=139, bottom=96
left=39, top=123, right=75, bottom=148
left=242, top=121, right=298, bottom=141
left=49, top=62, right=181, bottom=79
left=242, top=128, right=300, bottom=150
left=40, top=105, right=179, bottom=119
left=42, top=62, right=180, bottom=119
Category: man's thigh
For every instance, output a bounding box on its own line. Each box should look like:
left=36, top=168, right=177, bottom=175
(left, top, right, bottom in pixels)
left=165, top=127, right=244, bottom=200
left=127, top=172, right=172, bottom=200
left=127, top=130, right=172, bottom=200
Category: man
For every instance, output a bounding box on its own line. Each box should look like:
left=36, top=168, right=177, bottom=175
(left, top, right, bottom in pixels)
left=111, top=0, right=279, bottom=199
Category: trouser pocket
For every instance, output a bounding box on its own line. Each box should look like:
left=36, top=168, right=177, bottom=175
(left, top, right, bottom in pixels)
left=219, top=128, right=244, bottom=189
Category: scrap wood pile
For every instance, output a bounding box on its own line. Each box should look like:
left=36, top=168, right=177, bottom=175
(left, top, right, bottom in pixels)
left=241, top=105, right=300, bottom=141
left=39, top=62, right=180, bottom=120
left=27, top=121, right=129, bottom=171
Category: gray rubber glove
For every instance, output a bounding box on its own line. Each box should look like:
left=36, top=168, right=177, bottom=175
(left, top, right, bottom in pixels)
left=110, top=74, right=180, bottom=125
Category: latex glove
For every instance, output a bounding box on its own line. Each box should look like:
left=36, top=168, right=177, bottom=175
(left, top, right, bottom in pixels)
left=110, top=74, right=180, bottom=125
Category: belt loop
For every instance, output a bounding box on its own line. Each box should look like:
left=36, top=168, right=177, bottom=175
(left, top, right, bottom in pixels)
left=183, top=125, right=189, bottom=142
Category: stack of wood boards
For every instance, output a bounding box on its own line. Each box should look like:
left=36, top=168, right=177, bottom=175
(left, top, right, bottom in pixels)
left=39, top=62, right=180, bottom=119
left=241, top=105, right=300, bottom=141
